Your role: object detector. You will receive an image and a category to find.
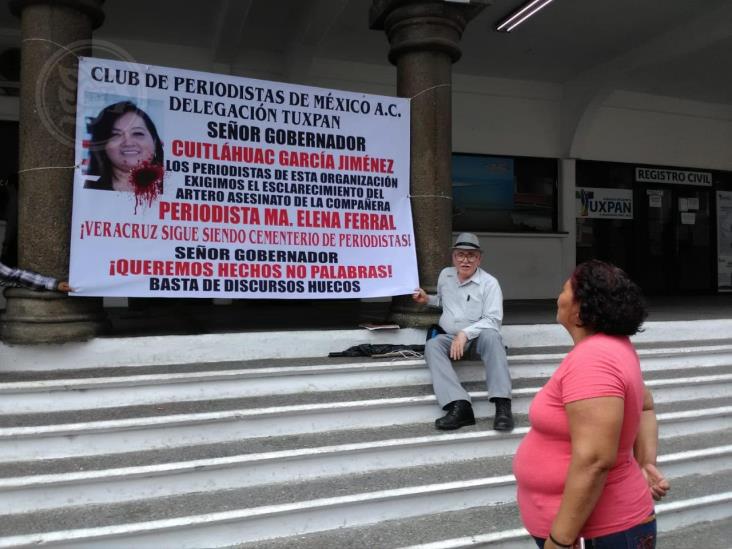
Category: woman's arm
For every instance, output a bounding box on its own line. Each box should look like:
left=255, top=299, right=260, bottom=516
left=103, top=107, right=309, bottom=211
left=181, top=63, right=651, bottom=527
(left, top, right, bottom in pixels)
left=545, top=396, right=624, bottom=548
left=634, top=386, right=658, bottom=466
left=634, top=386, right=670, bottom=500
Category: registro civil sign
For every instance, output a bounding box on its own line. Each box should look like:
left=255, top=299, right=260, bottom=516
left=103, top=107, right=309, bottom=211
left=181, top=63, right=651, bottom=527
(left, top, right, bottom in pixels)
left=69, top=58, right=417, bottom=299
left=635, top=167, right=712, bottom=186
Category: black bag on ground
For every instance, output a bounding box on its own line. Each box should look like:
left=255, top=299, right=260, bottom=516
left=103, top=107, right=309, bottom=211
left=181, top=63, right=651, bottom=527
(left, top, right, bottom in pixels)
left=328, top=344, right=425, bottom=357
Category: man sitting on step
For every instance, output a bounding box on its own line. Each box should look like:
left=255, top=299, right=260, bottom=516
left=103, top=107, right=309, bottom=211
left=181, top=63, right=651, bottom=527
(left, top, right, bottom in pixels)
left=413, top=233, right=513, bottom=432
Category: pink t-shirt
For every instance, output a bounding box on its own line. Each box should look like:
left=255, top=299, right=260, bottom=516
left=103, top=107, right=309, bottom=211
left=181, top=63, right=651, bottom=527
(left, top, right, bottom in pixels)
left=513, top=333, right=654, bottom=539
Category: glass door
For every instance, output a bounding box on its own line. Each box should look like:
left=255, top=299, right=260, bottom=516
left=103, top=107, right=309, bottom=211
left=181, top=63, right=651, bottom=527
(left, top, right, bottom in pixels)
left=637, top=188, right=674, bottom=293
left=635, top=187, right=713, bottom=294
left=676, top=189, right=712, bottom=291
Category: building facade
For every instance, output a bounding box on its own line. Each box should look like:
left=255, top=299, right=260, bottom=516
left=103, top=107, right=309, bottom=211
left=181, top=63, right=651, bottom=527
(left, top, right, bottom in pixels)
left=2, top=0, right=732, bottom=341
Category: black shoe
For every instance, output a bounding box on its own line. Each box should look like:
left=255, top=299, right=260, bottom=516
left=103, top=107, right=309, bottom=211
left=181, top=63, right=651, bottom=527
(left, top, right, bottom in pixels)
left=435, top=400, right=475, bottom=430
left=493, top=398, right=514, bottom=432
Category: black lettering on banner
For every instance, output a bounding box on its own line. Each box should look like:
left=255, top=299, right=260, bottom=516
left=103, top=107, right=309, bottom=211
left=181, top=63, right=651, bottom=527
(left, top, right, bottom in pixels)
left=149, top=277, right=200, bottom=291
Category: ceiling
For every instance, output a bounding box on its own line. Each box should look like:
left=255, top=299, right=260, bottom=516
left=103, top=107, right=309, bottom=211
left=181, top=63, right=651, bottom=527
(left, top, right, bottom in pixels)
left=1, top=0, right=732, bottom=104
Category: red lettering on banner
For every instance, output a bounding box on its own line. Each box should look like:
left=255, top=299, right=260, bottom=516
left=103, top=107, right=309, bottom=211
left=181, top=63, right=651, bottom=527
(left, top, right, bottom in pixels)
left=83, top=221, right=158, bottom=240
left=263, top=208, right=290, bottom=226
left=171, top=140, right=275, bottom=165
left=337, top=155, right=394, bottom=173
left=217, top=263, right=282, bottom=278
left=159, top=201, right=261, bottom=225
left=108, top=258, right=214, bottom=277
left=344, top=212, right=395, bottom=230
left=279, top=150, right=335, bottom=169
left=310, top=265, right=391, bottom=279
left=296, top=209, right=341, bottom=228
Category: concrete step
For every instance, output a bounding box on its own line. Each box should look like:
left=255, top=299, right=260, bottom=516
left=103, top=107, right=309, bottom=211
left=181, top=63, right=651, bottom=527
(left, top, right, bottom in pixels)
left=0, top=457, right=519, bottom=538
left=1, top=371, right=729, bottom=463
left=656, top=517, right=732, bottom=548
left=234, top=475, right=732, bottom=549
left=2, top=341, right=731, bottom=382
left=2, top=361, right=728, bottom=428
left=1, top=466, right=725, bottom=548
left=0, top=403, right=726, bottom=516
left=1, top=343, right=731, bottom=413
left=3, top=319, right=730, bottom=372
left=0, top=397, right=720, bottom=474
left=0, top=327, right=729, bottom=548
left=242, top=505, right=527, bottom=549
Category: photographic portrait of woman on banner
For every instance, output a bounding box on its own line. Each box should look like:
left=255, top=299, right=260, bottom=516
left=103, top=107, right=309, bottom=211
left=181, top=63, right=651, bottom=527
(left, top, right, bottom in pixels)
left=84, top=100, right=164, bottom=205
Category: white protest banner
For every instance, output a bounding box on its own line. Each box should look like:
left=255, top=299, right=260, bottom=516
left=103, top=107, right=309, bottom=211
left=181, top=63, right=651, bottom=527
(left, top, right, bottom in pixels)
left=69, top=58, right=417, bottom=299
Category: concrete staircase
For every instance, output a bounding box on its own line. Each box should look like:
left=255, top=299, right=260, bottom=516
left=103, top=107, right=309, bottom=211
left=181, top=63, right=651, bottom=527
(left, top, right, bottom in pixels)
left=0, top=319, right=731, bottom=548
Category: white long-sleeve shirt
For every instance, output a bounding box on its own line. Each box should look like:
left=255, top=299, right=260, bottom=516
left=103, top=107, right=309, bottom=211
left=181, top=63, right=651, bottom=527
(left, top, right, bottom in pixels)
left=427, top=266, right=503, bottom=339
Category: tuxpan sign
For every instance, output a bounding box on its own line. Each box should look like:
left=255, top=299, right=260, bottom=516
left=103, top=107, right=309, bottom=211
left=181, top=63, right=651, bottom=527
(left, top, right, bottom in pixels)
left=635, top=167, right=712, bottom=186
left=576, top=187, right=633, bottom=220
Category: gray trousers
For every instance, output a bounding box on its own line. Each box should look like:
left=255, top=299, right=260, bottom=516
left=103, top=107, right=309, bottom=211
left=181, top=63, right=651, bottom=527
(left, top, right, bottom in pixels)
left=425, top=329, right=512, bottom=408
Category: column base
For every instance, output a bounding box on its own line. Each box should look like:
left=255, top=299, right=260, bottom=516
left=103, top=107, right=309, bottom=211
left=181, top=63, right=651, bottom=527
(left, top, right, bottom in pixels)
left=1, top=288, right=107, bottom=344
left=388, top=295, right=440, bottom=327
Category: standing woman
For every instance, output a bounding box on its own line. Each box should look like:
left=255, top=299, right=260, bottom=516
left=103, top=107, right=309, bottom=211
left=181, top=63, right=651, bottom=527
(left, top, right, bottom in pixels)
left=513, top=260, right=670, bottom=548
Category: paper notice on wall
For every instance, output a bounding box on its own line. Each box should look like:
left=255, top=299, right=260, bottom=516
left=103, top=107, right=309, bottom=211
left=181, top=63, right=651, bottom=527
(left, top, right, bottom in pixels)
left=678, top=198, right=689, bottom=212
left=680, top=212, right=695, bottom=225
left=649, top=195, right=662, bottom=208
left=647, top=189, right=663, bottom=208
left=69, top=57, right=417, bottom=299
left=687, top=197, right=700, bottom=210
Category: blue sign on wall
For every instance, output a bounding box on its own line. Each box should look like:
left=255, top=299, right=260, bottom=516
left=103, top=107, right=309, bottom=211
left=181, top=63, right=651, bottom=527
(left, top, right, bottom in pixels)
left=453, top=155, right=515, bottom=210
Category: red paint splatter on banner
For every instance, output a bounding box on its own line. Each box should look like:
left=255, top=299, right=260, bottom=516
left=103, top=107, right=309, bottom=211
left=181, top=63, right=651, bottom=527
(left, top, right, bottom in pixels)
left=129, top=161, right=164, bottom=214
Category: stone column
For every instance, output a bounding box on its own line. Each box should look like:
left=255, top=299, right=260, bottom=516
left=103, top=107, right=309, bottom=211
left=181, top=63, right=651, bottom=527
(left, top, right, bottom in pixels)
left=2, top=0, right=106, bottom=344
left=370, top=0, right=489, bottom=326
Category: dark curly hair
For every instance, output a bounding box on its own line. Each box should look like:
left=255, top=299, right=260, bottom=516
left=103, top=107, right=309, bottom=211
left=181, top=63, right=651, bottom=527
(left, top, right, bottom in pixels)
left=570, top=260, right=648, bottom=335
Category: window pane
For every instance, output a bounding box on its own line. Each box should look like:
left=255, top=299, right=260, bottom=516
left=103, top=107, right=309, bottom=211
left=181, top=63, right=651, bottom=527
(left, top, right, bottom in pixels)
left=452, top=153, right=557, bottom=233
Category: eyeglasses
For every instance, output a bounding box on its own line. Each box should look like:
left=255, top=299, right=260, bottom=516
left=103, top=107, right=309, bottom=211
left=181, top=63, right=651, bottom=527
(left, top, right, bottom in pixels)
left=454, top=251, right=480, bottom=262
